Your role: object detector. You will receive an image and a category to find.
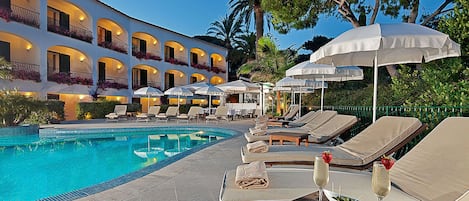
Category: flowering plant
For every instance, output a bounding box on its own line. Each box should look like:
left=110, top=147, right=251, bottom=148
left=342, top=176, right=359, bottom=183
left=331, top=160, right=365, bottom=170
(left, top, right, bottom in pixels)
left=132, top=51, right=162, bottom=61
left=98, top=81, right=128, bottom=89
left=165, top=58, right=188, bottom=66
left=12, top=69, right=40, bottom=82
left=48, top=72, right=92, bottom=85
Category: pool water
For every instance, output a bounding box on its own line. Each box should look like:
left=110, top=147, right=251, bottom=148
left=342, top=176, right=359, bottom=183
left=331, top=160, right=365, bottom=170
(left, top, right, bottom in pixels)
left=0, top=127, right=233, bottom=200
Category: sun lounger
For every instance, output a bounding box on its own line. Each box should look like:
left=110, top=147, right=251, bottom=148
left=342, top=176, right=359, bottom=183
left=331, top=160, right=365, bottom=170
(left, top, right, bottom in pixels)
left=105, top=105, right=127, bottom=122
left=177, top=106, right=201, bottom=124
left=206, top=106, right=229, bottom=124
left=135, top=106, right=160, bottom=122
left=155, top=106, right=179, bottom=122
left=221, top=117, right=469, bottom=201
left=244, top=110, right=338, bottom=142
left=267, top=110, right=318, bottom=127
left=242, top=116, right=426, bottom=169
left=275, top=105, right=299, bottom=121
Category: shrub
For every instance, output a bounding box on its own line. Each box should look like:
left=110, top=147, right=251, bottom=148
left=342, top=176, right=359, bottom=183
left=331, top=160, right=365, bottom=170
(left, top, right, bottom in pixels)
left=0, top=90, right=46, bottom=127
left=76, top=101, right=142, bottom=120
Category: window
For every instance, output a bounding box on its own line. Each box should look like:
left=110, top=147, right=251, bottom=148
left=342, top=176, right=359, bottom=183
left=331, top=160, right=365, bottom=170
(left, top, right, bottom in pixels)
left=0, top=41, right=10, bottom=62
left=210, top=57, right=214, bottom=67
left=165, top=73, right=174, bottom=89
left=132, top=68, right=147, bottom=87
left=47, top=7, right=69, bottom=30
left=191, top=76, right=197, bottom=84
left=98, top=26, right=112, bottom=44
left=98, top=62, right=106, bottom=82
left=164, top=46, right=174, bottom=59
left=47, top=51, right=70, bottom=74
left=191, top=52, right=198, bottom=64
left=132, top=37, right=147, bottom=53
left=0, top=0, right=11, bottom=10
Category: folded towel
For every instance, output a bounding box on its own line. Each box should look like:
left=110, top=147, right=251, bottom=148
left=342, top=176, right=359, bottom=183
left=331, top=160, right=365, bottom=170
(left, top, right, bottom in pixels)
left=235, top=161, right=270, bottom=189
left=105, top=113, right=118, bottom=119
left=246, top=141, right=269, bottom=153
left=249, top=128, right=267, bottom=136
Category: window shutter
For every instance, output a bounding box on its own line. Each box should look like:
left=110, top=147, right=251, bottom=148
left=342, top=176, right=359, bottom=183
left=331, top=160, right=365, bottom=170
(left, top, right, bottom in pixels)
left=98, top=62, right=106, bottom=82
left=59, top=12, right=70, bottom=31
left=140, top=69, right=147, bottom=86
left=139, top=39, right=146, bottom=53
left=59, top=54, right=70, bottom=73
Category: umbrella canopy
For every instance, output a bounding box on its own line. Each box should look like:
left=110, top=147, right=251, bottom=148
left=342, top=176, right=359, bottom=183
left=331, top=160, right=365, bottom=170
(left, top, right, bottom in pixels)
left=181, top=82, right=212, bottom=92
left=216, top=80, right=260, bottom=93
left=275, top=77, right=326, bottom=116
left=134, top=86, right=164, bottom=113
left=286, top=61, right=364, bottom=111
left=164, top=87, right=194, bottom=107
left=195, top=86, right=225, bottom=112
left=310, top=23, right=460, bottom=122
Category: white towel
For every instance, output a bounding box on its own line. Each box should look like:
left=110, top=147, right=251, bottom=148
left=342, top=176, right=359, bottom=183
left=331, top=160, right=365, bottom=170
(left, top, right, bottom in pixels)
left=249, top=128, right=267, bottom=136
left=246, top=141, right=269, bottom=153
left=235, top=161, right=270, bottom=189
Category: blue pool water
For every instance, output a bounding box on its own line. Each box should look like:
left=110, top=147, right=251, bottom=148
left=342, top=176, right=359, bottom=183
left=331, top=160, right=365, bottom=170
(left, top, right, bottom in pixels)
left=0, top=127, right=235, bottom=200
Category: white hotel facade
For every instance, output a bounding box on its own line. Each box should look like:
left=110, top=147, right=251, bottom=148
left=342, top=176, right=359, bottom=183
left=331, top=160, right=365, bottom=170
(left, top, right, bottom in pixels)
left=0, top=0, right=228, bottom=119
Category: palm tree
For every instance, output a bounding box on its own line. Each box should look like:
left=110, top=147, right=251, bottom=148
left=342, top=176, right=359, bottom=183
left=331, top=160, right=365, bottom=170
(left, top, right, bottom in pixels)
left=234, top=32, right=256, bottom=62
left=229, top=0, right=265, bottom=42
left=207, top=13, right=243, bottom=50
left=0, top=57, right=12, bottom=80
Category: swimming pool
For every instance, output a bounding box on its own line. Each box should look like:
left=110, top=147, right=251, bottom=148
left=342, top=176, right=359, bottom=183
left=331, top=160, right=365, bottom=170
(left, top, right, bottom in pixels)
left=0, top=126, right=236, bottom=201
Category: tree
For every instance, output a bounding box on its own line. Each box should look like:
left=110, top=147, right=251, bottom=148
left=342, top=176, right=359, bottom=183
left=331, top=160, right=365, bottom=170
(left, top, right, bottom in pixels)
left=0, top=57, right=12, bottom=80
left=207, top=13, right=243, bottom=50
left=229, top=0, right=266, bottom=42
left=0, top=90, right=46, bottom=127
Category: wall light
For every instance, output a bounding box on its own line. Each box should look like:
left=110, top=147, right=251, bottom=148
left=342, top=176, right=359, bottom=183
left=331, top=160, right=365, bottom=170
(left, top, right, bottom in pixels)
left=153, top=40, right=157, bottom=45
left=24, top=92, right=32, bottom=97
left=26, top=44, right=32, bottom=51
left=79, top=16, right=85, bottom=22
left=116, top=97, right=121, bottom=101
left=218, top=79, right=222, bottom=83
left=117, top=64, right=122, bottom=70
left=179, top=73, right=184, bottom=78
left=79, top=56, right=85, bottom=62
left=79, top=95, right=85, bottom=100
left=153, top=69, right=158, bottom=74
left=218, top=58, right=222, bottom=61
left=179, top=99, right=183, bottom=103
left=201, top=77, right=205, bottom=81
left=116, top=30, right=122, bottom=36
left=201, top=53, right=205, bottom=57
left=179, top=47, right=184, bottom=51
left=153, top=98, right=157, bottom=101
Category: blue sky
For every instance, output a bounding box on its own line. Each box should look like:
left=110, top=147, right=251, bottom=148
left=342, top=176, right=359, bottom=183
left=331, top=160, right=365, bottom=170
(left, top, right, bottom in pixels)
left=100, top=0, right=441, bottom=52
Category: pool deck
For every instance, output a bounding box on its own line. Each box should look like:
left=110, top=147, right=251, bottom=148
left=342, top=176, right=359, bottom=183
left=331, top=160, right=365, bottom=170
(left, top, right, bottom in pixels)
left=44, top=119, right=254, bottom=201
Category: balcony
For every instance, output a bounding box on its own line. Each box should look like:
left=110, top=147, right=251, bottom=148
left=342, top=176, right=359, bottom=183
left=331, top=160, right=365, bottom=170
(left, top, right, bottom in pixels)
left=132, top=51, right=162, bottom=61
left=98, top=40, right=128, bottom=54
left=47, top=72, right=92, bottom=85
left=10, top=61, right=40, bottom=82
left=0, top=5, right=40, bottom=28
left=165, top=57, right=188, bottom=66
left=98, top=76, right=128, bottom=90
left=211, top=66, right=226, bottom=74
left=132, top=81, right=161, bottom=90
left=191, top=63, right=210, bottom=71
left=47, top=18, right=92, bottom=43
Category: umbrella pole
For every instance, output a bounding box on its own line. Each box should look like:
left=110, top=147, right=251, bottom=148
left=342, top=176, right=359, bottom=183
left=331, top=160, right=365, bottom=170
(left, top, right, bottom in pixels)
left=321, top=75, right=325, bottom=112
left=372, top=53, right=378, bottom=123
left=299, top=90, right=302, bottom=117
left=147, top=94, right=150, bottom=113
left=178, top=95, right=180, bottom=108
left=209, top=95, right=212, bottom=114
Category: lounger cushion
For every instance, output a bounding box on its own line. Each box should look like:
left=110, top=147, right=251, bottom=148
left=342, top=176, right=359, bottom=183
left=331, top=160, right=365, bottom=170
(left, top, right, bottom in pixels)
left=244, top=132, right=270, bottom=142
left=309, top=115, right=358, bottom=143
left=302, top=110, right=337, bottom=130
left=241, top=145, right=361, bottom=165
left=337, top=116, right=422, bottom=166
left=390, top=117, right=469, bottom=201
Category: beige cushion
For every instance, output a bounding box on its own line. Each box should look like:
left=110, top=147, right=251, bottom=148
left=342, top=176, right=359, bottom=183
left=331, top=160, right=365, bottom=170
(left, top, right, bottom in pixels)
left=337, top=116, right=422, bottom=166
left=244, top=132, right=270, bottom=143
left=303, top=110, right=337, bottom=130
left=310, top=115, right=358, bottom=143
left=391, top=117, right=469, bottom=201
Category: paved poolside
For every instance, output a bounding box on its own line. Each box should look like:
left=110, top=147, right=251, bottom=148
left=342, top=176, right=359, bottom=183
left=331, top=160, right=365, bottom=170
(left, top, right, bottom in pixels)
left=44, top=119, right=254, bottom=201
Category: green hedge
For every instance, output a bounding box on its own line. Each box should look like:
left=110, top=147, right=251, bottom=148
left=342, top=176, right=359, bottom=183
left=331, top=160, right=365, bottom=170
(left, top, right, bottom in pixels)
left=76, top=101, right=142, bottom=120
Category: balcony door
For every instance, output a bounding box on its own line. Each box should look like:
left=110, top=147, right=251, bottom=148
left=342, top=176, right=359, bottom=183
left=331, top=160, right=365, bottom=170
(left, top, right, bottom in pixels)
left=98, top=62, right=106, bottom=83
left=164, top=46, right=174, bottom=60
left=0, top=41, right=10, bottom=62
left=165, top=73, right=174, bottom=89
left=47, top=51, right=70, bottom=75
left=98, top=26, right=112, bottom=44
left=47, top=7, right=69, bottom=31
left=132, top=37, right=147, bottom=54
left=191, top=52, right=198, bottom=65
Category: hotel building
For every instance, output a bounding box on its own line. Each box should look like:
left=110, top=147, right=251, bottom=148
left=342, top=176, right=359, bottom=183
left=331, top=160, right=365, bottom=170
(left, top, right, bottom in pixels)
left=0, top=0, right=228, bottom=120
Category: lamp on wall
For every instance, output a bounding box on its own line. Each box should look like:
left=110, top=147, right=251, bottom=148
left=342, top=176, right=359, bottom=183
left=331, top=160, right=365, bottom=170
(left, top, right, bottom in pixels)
left=79, top=16, right=85, bottom=22
left=153, top=40, right=157, bottom=45
left=117, top=64, right=122, bottom=70
left=179, top=47, right=184, bottom=51
left=179, top=73, right=184, bottom=78
left=79, top=56, right=85, bottom=62
left=201, top=77, right=205, bottom=81
left=116, top=30, right=122, bottom=36
left=153, top=69, right=158, bottom=74
left=26, top=44, right=32, bottom=51
left=201, top=53, right=205, bottom=56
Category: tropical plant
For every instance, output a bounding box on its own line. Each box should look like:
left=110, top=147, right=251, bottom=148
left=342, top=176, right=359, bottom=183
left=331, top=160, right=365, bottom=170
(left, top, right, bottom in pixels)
left=0, top=90, right=46, bottom=127
left=229, top=0, right=266, bottom=41
left=207, top=13, right=243, bottom=50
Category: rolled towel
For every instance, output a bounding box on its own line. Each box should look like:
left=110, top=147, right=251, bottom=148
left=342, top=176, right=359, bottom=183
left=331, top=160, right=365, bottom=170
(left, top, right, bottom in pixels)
left=235, top=161, right=270, bottom=189
left=246, top=141, right=269, bottom=153
left=249, top=128, right=267, bottom=136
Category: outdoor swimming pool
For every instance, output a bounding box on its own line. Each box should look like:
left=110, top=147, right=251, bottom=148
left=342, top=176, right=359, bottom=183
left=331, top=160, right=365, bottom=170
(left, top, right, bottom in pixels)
left=0, top=127, right=236, bottom=200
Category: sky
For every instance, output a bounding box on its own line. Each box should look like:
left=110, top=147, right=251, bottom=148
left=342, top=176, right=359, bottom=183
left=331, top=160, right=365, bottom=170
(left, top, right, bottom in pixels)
left=99, top=0, right=441, bottom=52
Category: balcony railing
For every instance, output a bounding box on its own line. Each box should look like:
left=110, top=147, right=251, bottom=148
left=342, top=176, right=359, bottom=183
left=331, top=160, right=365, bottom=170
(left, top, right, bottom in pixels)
left=47, top=18, right=92, bottom=43
left=98, top=40, right=128, bottom=54
left=132, top=51, right=162, bottom=61
left=47, top=72, right=93, bottom=85
left=0, top=5, right=40, bottom=28
left=132, top=81, right=161, bottom=90
left=11, top=61, right=40, bottom=82
left=164, top=57, right=188, bottom=66
left=211, top=66, right=226, bottom=74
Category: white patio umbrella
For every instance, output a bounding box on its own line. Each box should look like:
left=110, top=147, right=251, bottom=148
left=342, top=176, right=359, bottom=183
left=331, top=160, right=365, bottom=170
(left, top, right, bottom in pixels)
left=164, top=86, right=194, bottom=108
left=275, top=77, right=325, bottom=116
left=216, top=80, right=260, bottom=94
left=195, top=85, right=225, bottom=112
left=181, top=82, right=211, bottom=92
left=310, top=23, right=460, bottom=122
left=286, top=61, right=363, bottom=111
left=134, top=86, right=164, bottom=113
